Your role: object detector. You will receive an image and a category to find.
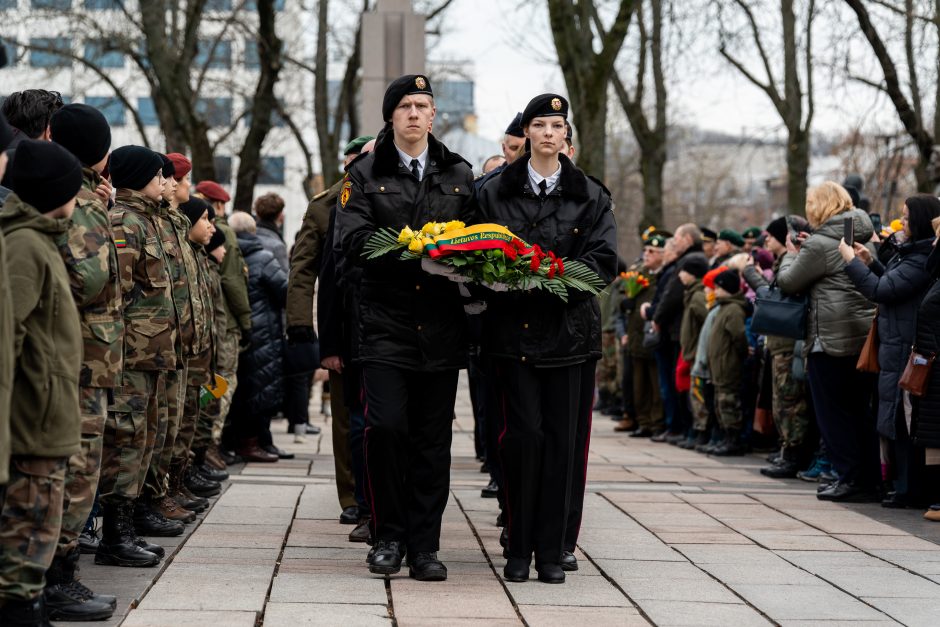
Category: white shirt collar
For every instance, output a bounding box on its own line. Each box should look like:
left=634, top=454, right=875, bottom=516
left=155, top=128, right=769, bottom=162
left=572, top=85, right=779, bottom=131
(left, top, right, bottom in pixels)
left=395, top=143, right=429, bottom=181
left=527, top=160, right=562, bottom=195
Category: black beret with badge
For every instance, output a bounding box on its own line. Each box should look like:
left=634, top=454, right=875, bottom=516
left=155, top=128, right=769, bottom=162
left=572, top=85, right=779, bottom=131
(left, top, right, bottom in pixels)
left=505, top=112, right=524, bottom=138
left=521, top=93, right=569, bottom=125
left=382, top=74, right=433, bottom=122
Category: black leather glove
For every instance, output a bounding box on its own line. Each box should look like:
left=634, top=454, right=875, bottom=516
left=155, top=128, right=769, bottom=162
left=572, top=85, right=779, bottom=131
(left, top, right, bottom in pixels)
left=287, top=325, right=317, bottom=345
left=238, top=333, right=252, bottom=351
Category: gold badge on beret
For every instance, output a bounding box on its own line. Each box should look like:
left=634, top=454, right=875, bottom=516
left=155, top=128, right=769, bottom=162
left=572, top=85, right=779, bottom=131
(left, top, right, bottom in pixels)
left=415, top=76, right=427, bottom=90
left=551, top=98, right=562, bottom=111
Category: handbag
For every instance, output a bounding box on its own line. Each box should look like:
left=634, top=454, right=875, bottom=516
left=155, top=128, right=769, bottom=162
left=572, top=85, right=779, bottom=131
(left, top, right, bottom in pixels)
left=899, top=349, right=936, bottom=397
left=750, top=282, right=808, bottom=340
left=642, top=319, right=661, bottom=349
left=856, top=309, right=880, bottom=373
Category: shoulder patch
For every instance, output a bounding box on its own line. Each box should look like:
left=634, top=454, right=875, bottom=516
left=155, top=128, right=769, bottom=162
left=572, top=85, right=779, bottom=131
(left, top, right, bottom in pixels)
left=340, top=178, right=352, bottom=208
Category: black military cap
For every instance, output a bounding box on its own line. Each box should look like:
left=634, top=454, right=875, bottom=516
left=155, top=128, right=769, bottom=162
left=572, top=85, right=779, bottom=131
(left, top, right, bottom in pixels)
left=700, top=227, right=718, bottom=242
left=382, top=74, right=433, bottom=122
left=160, top=153, right=175, bottom=179
left=505, top=113, right=524, bottom=138
left=521, top=93, right=568, bottom=126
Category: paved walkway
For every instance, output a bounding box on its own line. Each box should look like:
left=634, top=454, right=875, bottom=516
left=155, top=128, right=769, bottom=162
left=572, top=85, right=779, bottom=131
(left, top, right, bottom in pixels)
left=76, top=375, right=940, bottom=626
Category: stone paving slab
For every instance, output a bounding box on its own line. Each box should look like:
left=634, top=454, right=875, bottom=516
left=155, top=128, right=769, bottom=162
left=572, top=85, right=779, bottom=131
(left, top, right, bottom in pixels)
left=263, top=602, right=391, bottom=626
left=519, top=605, right=652, bottom=626
left=122, top=609, right=258, bottom=626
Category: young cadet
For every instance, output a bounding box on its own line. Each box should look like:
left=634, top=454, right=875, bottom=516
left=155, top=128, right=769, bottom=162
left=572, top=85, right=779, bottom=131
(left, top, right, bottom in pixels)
left=706, top=269, right=749, bottom=456
left=0, top=140, right=84, bottom=625
left=335, top=74, right=476, bottom=581
left=46, top=103, right=121, bottom=620
left=96, top=146, right=176, bottom=568
left=476, top=94, right=617, bottom=584
left=676, top=255, right=710, bottom=450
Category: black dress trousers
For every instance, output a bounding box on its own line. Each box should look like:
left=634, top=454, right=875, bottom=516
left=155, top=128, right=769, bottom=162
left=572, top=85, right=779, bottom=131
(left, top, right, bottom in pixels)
left=493, top=359, right=581, bottom=565
left=565, top=358, right=597, bottom=553
left=361, top=365, right=459, bottom=553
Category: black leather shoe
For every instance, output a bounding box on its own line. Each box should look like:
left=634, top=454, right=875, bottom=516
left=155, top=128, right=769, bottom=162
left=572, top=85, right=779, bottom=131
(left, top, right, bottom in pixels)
left=185, top=466, right=221, bottom=497
left=496, top=511, right=506, bottom=527
left=219, top=449, right=242, bottom=465
left=503, top=557, right=530, bottom=582
left=481, top=479, right=499, bottom=499
left=44, top=583, right=115, bottom=621
left=560, top=550, right=578, bottom=571
left=78, top=526, right=99, bottom=555
left=369, top=540, right=405, bottom=575
left=196, top=463, right=229, bottom=482
left=349, top=518, right=371, bottom=543
left=536, top=563, right=566, bottom=584
left=340, top=506, right=359, bottom=524
left=760, top=459, right=800, bottom=478
left=408, top=552, right=447, bottom=581
left=134, top=537, right=165, bottom=558
left=133, top=502, right=185, bottom=537
left=262, top=444, right=295, bottom=460
left=817, top=481, right=879, bottom=503
left=0, top=597, right=49, bottom=626
left=499, top=526, right=508, bottom=548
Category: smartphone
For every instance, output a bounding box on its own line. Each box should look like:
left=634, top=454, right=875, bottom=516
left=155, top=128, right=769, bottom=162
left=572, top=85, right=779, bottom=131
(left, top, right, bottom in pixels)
left=869, top=213, right=883, bottom=235
left=843, top=216, right=855, bottom=247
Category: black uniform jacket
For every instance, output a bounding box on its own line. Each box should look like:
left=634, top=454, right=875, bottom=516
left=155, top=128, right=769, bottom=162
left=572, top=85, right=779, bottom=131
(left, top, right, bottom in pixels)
left=476, top=153, right=617, bottom=366
left=334, top=131, right=476, bottom=371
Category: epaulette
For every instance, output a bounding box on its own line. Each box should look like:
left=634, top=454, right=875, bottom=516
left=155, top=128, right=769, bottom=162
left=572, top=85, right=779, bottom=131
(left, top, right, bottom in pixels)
left=109, top=208, right=127, bottom=227
left=586, top=174, right=612, bottom=197
left=346, top=151, right=370, bottom=170
left=311, top=189, right=329, bottom=201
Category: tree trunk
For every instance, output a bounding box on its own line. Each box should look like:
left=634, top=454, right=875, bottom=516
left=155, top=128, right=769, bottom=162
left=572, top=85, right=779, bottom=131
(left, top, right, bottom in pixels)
left=572, top=82, right=609, bottom=179
left=786, top=127, right=809, bottom=216
left=639, top=146, right=665, bottom=231
left=314, top=0, right=340, bottom=187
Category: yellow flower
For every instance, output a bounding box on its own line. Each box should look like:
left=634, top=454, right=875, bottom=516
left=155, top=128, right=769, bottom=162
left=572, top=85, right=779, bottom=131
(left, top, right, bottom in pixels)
left=443, top=220, right=465, bottom=233
left=408, top=237, right=425, bottom=253
left=398, top=226, right=415, bottom=244
left=421, top=222, right=445, bottom=237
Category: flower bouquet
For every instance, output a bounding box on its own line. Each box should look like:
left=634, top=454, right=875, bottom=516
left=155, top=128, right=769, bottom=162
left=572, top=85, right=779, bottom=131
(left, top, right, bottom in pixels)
left=362, top=221, right=605, bottom=302
left=621, top=271, right=651, bottom=298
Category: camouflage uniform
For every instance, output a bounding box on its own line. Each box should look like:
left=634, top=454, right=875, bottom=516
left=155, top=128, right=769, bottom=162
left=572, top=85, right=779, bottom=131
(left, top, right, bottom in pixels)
left=54, top=168, right=124, bottom=557
left=100, top=190, right=177, bottom=505
left=772, top=352, right=809, bottom=449
left=625, top=268, right=663, bottom=431
left=194, top=255, right=227, bottom=448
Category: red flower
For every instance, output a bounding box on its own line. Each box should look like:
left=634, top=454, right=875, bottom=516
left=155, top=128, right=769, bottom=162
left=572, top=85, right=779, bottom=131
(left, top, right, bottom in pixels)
left=530, top=255, right=541, bottom=272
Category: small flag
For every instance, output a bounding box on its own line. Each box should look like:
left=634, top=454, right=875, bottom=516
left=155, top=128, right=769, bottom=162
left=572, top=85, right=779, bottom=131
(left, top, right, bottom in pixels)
left=114, top=239, right=126, bottom=248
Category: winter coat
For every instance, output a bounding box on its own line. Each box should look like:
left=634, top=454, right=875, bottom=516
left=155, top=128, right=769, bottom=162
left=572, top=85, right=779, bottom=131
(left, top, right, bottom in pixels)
left=0, top=194, right=82, bottom=458
left=625, top=267, right=659, bottom=359
left=706, top=292, right=748, bottom=389
left=679, top=280, right=708, bottom=362
left=911, top=249, right=940, bottom=447
left=742, top=258, right=796, bottom=356
left=0, top=229, right=13, bottom=482
left=844, top=237, right=934, bottom=439
left=237, top=232, right=288, bottom=416
left=287, top=178, right=338, bottom=330
left=335, top=132, right=476, bottom=372
left=256, top=220, right=289, bottom=273
left=651, top=245, right=708, bottom=342
left=476, top=153, right=618, bottom=366
left=776, top=208, right=876, bottom=357
left=213, top=214, right=252, bottom=334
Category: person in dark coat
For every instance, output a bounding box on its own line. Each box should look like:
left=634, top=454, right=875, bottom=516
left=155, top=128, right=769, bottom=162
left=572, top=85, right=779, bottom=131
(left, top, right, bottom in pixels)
left=476, top=93, right=617, bottom=584
left=841, top=195, right=940, bottom=507
left=227, top=212, right=288, bottom=461
left=333, top=75, right=476, bottom=581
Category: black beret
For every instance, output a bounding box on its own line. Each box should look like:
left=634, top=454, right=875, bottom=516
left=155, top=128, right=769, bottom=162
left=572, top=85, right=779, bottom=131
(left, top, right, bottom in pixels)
left=382, top=74, right=433, bottom=122
left=160, top=154, right=175, bottom=179
left=110, top=145, right=163, bottom=191
left=180, top=196, right=210, bottom=228
left=765, top=216, right=788, bottom=245
left=50, top=103, right=111, bottom=167
left=206, top=227, right=226, bottom=253
left=9, top=139, right=83, bottom=213
left=680, top=255, right=710, bottom=279
left=521, top=93, right=568, bottom=126
left=505, top=112, right=524, bottom=138
left=714, top=269, right=742, bottom=295
left=0, top=111, right=16, bottom=153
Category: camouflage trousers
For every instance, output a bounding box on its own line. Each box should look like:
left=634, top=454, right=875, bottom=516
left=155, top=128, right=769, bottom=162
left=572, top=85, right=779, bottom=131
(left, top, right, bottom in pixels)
left=632, top=357, right=663, bottom=431
left=174, top=351, right=211, bottom=461
left=690, top=377, right=715, bottom=433
left=143, top=365, right=187, bottom=499
left=216, top=330, right=240, bottom=441
left=0, top=457, right=67, bottom=602
left=715, top=384, right=743, bottom=430
left=772, top=352, right=810, bottom=449
left=56, top=387, right=107, bottom=557
left=597, top=331, right=621, bottom=397
left=99, top=370, right=166, bottom=503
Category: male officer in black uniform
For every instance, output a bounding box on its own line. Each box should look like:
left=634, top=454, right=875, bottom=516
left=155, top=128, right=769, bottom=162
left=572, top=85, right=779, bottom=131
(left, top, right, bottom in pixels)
left=334, top=74, right=476, bottom=581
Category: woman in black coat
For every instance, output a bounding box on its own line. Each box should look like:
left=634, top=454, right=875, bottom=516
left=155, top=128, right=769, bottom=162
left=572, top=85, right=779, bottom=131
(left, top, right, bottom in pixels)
left=476, top=94, right=617, bottom=584
left=228, top=215, right=289, bottom=460
left=840, top=195, right=940, bottom=507
left=911, top=219, right=940, bottom=519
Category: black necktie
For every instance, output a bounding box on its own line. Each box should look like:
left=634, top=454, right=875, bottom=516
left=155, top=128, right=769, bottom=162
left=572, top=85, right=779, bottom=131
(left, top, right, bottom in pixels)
left=410, top=158, right=420, bottom=180
left=538, top=180, right=548, bottom=199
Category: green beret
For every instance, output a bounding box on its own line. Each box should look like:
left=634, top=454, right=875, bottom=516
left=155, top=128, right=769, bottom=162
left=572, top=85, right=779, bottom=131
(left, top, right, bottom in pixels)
left=742, top=227, right=763, bottom=239
left=343, top=135, right=375, bottom=155
left=718, top=229, right=744, bottom=247
left=645, top=233, right=667, bottom=249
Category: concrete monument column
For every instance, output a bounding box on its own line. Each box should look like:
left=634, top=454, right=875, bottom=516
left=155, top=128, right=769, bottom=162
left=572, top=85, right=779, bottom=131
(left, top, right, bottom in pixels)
left=360, top=0, right=426, bottom=135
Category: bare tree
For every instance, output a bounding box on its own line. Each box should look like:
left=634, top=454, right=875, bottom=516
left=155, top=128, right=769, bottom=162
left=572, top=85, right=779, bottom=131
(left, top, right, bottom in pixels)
left=546, top=0, right=640, bottom=179
left=718, top=0, right=816, bottom=216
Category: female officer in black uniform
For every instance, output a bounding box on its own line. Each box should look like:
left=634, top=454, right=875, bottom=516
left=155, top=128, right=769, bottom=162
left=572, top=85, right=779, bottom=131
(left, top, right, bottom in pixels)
left=476, top=94, right=617, bottom=583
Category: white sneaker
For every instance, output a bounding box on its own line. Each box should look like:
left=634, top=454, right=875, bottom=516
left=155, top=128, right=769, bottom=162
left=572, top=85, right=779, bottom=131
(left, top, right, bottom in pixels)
left=294, top=424, right=306, bottom=443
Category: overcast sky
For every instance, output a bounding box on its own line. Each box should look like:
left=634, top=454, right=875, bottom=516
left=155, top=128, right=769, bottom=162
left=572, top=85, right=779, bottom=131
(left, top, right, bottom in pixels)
left=428, top=0, right=901, bottom=145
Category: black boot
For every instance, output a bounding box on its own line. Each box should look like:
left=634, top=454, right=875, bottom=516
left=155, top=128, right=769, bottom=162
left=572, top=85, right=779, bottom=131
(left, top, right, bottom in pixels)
left=43, top=552, right=115, bottom=621
left=95, top=500, right=161, bottom=567
left=185, top=464, right=221, bottom=497
left=78, top=522, right=99, bottom=555
left=761, top=447, right=801, bottom=478
left=503, top=557, right=530, bottom=582
left=194, top=447, right=229, bottom=481
left=0, top=596, right=52, bottom=627
left=168, top=461, right=208, bottom=513
left=711, top=429, right=745, bottom=456
left=133, top=499, right=185, bottom=537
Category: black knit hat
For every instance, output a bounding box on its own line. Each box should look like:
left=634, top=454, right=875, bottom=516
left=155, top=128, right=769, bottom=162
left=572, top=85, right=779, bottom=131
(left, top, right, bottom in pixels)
left=521, top=93, right=568, bottom=126
left=0, top=111, right=14, bottom=153
left=714, top=269, right=742, bottom=295
left=49, top=103, right=111, bottom=167
left=206, top=227, right=226, bottom=253
left=765, top=216, right=788, bottom=245
left=505, top=112, right=524, bottom=138
left=382, top=74, right=433, bottom=122
left=180, top=196, right=210, bottom=228
left=110, top=145, right=163, bottom=191
left=160, top=154, right=175, bottom=179
left=8, top=139, right=83, bottom=213
left=679, top=255, right=709, bottom=279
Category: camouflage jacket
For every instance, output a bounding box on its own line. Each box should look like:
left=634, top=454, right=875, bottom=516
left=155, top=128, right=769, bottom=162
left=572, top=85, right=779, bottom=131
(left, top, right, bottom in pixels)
left=155, top=203, right=193, bottom=357
left=169, top=205, right=211, bottom=356
left=56, top=168, right=124, bottom=388
left=213, top=214, right=251, bottom=334
left=192, top=246, right=216, bottom=363
left=111, top=190, right=178, bottom=371
left=286, top=179, right=338, bottom=329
